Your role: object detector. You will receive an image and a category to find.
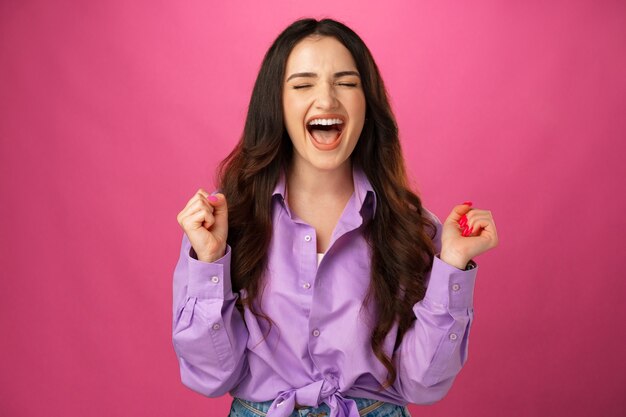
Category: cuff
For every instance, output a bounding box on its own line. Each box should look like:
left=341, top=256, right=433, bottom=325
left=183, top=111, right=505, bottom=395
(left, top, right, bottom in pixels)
left=423, top=256, right=478, bottom=310
left=186, top=245, right=234, bottom=299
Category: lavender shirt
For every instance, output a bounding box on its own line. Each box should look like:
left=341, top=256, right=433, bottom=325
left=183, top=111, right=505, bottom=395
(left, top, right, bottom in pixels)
left=172, top=167, right=478, bottom=417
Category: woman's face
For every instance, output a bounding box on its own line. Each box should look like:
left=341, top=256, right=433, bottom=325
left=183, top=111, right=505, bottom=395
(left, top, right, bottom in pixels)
left=282, top=35, right=366, bottom=173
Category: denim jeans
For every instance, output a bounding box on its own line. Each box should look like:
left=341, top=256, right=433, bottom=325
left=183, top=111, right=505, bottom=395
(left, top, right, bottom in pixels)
left=228, top=396, right=412, bottom=417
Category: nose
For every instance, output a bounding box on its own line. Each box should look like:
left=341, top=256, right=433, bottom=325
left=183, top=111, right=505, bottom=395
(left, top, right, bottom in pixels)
left=314, top=82, right=339, bottom=110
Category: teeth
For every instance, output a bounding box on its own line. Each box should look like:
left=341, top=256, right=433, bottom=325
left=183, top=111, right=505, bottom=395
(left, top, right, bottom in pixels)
left=307, top=118, right=344, bottom=126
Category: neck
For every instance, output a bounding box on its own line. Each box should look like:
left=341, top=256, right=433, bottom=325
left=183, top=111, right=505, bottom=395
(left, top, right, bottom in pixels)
left=286, top=159, right=354, bottom=199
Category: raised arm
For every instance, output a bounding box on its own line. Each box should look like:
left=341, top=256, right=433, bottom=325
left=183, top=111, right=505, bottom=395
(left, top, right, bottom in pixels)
left=172, top=190, right=249, bottom=396
left=392, top=203, right=497, bottom=403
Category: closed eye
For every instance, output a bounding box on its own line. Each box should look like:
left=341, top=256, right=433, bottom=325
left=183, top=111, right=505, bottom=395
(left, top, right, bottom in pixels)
left=337, top=82, right=358, bottom=87
left=293, top=85, right=312, bottom=90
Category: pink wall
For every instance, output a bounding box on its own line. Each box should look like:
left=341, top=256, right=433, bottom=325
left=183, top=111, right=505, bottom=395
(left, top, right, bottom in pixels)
left=1, top=1, right=625, bottom=416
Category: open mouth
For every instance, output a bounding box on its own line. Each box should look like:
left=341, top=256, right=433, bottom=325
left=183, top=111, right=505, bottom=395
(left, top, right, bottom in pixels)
left=306, top=117, right=345, bottom=149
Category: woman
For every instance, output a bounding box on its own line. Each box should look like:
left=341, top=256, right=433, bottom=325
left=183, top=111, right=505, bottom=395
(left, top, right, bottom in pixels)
left=173, top=18, right=498, bottom=417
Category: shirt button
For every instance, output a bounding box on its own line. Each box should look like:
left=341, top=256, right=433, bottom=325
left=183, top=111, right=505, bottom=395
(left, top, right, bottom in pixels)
left=449, top=333, right=458, bottom=341
left=312, top=329, right=320, bottom=337
left=212, top=323, right=221, bottom=330
left=452, top=283, right=460, bottom=291
left=211, top=276, right=219, bottom=283
left=304, top=235, right=312, bottom=242
left=303, top=282, right=311, bottom=289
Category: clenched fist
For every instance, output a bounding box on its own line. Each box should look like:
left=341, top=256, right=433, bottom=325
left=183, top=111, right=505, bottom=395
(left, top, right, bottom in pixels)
left=176, top=189, right=228, bottom=263
left=440, top=202, right=498, bottom=270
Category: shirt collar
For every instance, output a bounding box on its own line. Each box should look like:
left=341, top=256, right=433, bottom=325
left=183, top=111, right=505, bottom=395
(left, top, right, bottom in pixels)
left=272, top=164, right=377, bottom=220
left=272, top=169, right=287, bottom=200
left=352, top=165, right=377, bottom=219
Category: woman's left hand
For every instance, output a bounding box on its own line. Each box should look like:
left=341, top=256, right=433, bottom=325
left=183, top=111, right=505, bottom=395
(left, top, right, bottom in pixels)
left=439, top=202, right=499, bottom=270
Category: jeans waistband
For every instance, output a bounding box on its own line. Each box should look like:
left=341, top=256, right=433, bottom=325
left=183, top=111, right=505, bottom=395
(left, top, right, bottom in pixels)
left=234, top=397, right=387, bottom=417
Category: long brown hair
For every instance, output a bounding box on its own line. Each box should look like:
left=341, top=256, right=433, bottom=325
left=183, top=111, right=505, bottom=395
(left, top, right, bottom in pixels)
left=217, top=18, right=436, bottom=390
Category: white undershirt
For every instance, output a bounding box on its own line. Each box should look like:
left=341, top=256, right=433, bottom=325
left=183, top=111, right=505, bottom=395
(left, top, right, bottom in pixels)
left=317, top=253, right=324, bottom=266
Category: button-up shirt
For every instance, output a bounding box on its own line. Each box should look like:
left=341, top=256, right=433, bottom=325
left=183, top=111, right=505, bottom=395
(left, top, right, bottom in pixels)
left=172, top=167, right=478, bottom=417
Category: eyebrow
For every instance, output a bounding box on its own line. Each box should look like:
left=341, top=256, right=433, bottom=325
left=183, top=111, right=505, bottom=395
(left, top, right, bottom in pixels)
left=286, top=71, right=361, bottom=82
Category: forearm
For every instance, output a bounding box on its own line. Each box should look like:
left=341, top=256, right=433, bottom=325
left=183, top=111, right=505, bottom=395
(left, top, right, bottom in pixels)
left=172, top=235, right=249, bottom=396
left=392, top=256, right=477, bottom=403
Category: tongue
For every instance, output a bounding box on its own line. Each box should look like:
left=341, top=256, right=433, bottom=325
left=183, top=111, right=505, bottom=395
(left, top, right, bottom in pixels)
left=310, top=128, right=340, bottom=144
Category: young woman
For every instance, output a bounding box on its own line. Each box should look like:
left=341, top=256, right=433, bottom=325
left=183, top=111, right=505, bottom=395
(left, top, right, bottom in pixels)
left=173, top=18, right=498, bottom=417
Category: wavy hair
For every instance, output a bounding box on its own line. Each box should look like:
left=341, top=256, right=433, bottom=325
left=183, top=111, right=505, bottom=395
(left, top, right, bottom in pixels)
left=217, top=18, right=437, bottom=390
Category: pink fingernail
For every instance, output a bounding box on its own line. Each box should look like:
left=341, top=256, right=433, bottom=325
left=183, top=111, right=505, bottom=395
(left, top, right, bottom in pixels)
left=459, top=216, right=467, bottom=227
left=208, top=195, right=218, bottom=202
left=462, top=201, right=473, bottom=207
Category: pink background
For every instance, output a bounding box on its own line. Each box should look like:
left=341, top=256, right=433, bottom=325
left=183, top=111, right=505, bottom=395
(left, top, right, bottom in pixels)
left=1, top=1, right=625, bottom=416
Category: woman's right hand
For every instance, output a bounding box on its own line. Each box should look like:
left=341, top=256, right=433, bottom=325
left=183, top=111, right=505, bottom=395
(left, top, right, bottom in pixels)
left=176, top=189, right=229, bottom=263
